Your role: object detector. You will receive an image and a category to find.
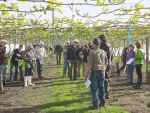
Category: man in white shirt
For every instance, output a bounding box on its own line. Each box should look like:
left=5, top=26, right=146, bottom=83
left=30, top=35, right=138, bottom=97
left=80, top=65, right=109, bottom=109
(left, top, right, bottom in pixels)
left=34, top=42, right=47, bottom=79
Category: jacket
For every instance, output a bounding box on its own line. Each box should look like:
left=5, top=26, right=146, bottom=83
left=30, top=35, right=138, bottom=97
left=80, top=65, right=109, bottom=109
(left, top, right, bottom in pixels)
left=127, top=50, right=136, bottom=65
left=63, top=45, right=69, bottom=59
left=22, top=49, right=34, bottom=68
left=34, top=46, right=47, bottom=60
left=135, top=48, right=145, bottom=65
left=121, top=47, right=128, bottom=62
left=89, top=45, right=94, bottom=50
left=55, top=45, right=63, bottom=53
left=76, top=48, right=83, bottom=60
left=10, top=49, right=22, bottom=64
left=67, top=45, right=78, bottom=60
left=79, top=49, right=90, bottom=62
left=0, top=45, right=7, bottom=65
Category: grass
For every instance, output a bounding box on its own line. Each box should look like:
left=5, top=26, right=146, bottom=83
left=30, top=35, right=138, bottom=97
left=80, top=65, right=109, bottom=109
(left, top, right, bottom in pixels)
left=37, top=62, right=130, bottom=113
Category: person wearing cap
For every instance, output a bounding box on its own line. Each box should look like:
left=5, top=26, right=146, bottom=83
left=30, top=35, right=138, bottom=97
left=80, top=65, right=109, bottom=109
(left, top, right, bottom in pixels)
left=0, top=39, right=9, bottom=86
left=10, top=44, right=23, bottom=81
left=81, top=42, right=84, bottom=49
left=62, top=41, right=70, bottom=78
left=88, top=42, right=94, bottom=50
left=98, top=34, right=113, bottom=99
left=34, top=42, right=47, bottom=79
left=67, top=39, right=79, bottom=80
left=76, top=43, right=84, bottom=77
left=79, top=44, right=91, bottom=76
left=22, top=44, right=35, bottom=87
left=55, top=42, right=63, bottom=65
left=84, top=38, right=108, bottom=109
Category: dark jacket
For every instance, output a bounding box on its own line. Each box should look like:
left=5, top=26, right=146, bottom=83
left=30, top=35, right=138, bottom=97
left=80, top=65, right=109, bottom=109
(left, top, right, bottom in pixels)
left=67, top=45, right=77, bottom=60
left=10, top=49, right=22, bottom=64
left=76, top=48, right=83, bottom=60
left=121, top=47, right=128, bottom=63
left=82, top=49, right=90, bottom=62
left=89, top=45, right=94, bottom=50
left=0, top=45, right=7, bottom=65
left=100, top=43, right=112, bottom=66
left=55, top=45, right=63, bottom=53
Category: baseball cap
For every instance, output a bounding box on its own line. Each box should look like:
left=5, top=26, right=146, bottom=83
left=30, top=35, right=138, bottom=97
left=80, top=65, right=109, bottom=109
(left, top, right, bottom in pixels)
left=85, top=44, right=88, bottom=47
left=73, top=39, right=79, bottom=43
left=28, top=44, right=33, bottom=49
left=1, top=39, right=7, bottom=44
left=93, top=38, right=100, bottom=45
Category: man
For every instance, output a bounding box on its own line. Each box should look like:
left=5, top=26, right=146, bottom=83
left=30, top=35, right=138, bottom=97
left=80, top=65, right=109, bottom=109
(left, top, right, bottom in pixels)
left=0, top=39, right=9, bottom=86
left=67, top=39, right=79, bottom=80
left=34, top=42, right=47, bottom=79
left=79, top=44, right=90, bottom=76
left=84, top=38, right=108, bottom=109
left=98, top=34, right=112, bottom=99
left=62, top=41, right=70, bottom=78
left=22, top=44, right=35, bottom=87
left=117, top=44, right=129, bottom=76
left=81, top=42, right=84, bottom=49
left=55, top=42, right=63, bottom=65
left=10, top=44, right=23, bottom=81
left=76, top=43, right=84, bottom=77
left=88, top=42, right=94, bottom=50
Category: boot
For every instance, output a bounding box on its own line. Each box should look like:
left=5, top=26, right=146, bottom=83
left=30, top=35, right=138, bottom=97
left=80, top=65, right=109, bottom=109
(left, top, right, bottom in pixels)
left=134, top=79, right=142, bottom=89
left=24, top=77, right=28, bottom=87
left=99, top=103, right=106, bottom=107
left=133, top=79, right=139, bottom=87
left=3, top=79, right=6, bottom=86
left=28, top=76, right=35, bottom=86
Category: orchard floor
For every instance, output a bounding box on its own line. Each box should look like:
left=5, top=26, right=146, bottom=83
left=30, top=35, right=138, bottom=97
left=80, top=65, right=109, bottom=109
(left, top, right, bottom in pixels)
left=0, top=61, right=150, bottom=113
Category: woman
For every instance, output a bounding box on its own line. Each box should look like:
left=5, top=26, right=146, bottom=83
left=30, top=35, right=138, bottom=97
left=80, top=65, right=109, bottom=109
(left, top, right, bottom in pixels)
left=133, top=41, right=145, bottom=89
left=127, top=44, right=135, bottom=84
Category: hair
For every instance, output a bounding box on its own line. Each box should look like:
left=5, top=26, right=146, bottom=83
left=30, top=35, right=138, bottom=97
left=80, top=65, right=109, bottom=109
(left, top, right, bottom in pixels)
left=136, top=41, right=142, bottom=49
left=40, top=42, right=44, bottom=45
left=19, top=44, right=23, bottom=47
left=98, top=34, right=107, bottom=43
left=129, top=44, right=134, bottom=49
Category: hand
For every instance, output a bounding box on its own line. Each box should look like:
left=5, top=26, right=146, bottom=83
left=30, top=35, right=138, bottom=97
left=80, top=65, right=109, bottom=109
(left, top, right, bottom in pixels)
left=30, top=57, right=34, bottom=60
left=111, top=60, right=114, bottom=63
left=121, top=61, right=123, bottom=64
left=4, top=53, right=8, bottom=57
left=38, top=56, right=41, bottom=60
left=67, top=60, right=69, bottom=62
left=84, top=76, right=87, bottom=82
left=132, top=59, right=135, bottom=62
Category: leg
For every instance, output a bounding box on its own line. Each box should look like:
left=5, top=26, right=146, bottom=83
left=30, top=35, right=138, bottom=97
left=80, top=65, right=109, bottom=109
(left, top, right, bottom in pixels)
left=90, top=72, right=99, bottom=109
left=67, top=62, right=69, bottom=76
left=104, top=71, right=109, bottom=99
left=10, top=62, right=14, bottom=80
left=14, top=63, right=19, bottom=80
left=98, top=71, right=106, bottom=104
left=63, top=59, right=67, bottom=76
left=117, top=62, right=126, bottom=74
left=69, top=60, right=73, bottom=80
left=28, top=67, right=35, bottom=86
left=56, top=52, right=58, bottom=63
left=2, top=65, right=8, bottom=80
left=82, top=61, right=84, bottom=76
left=24, top=68, right=29, bottom=87
left=128, top=65, right=134, bottom=83
left=59, top=53, right=61, bottom=64
left=36, top=60, right=41, bottom=77
left=73, top=60, right=77, bottom=80
left=77, top=60, right=81, bottom=77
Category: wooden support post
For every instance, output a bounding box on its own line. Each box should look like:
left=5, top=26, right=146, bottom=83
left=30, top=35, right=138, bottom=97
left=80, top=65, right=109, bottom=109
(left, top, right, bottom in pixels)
left=0, top=74, right=3, bottom=92
left=146, top=36, right=150, bottom=84
left=124, top=38, right=125, bottom=47
left=116, top=62, right=119, bottom=72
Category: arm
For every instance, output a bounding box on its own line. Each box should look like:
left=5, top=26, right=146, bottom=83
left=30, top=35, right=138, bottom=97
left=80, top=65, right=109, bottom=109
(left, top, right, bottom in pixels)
left=79, top=51, right=83, bottom=59
left=63, top=46, right=67, bottom=54
left=67, top=48, right=70, bottom=61
left=44, top=48, right=47, bottom=58
left=34, top=47, right=37, bottom=57
left=121, top=48, right=126, bottom=62
left=105, top=52, right=108, bottom=69
left=14, top=49, right=21, bottom=59
left=22, top=51, right=31, bottom=62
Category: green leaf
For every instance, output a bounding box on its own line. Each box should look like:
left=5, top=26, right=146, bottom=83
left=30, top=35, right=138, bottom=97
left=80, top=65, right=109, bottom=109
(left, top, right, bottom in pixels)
left=106, top=8, right=109, bottom=12
left=84, top=0, right=87, bottom=2
left=140, top=5, right=144, bottom=8
left=128, top=10, right=131, bottom=13
left=47, top=3, right=54, bottom=8
left=102, top=0, right=106, bottom=3
left=2, top=11, right=9, bottom=15
left=135, top=10, right=140, bottom=14
left=116, top=0, right=120, bottom=3
left=97, top=1, right=101, bottom=5
left=21, top=1, right=25, bottom=4
left=44, top=10, right=46, bottom=14
left=29, top=7, right=32, bottom=11
left=57, top=8, right=63, bottom=14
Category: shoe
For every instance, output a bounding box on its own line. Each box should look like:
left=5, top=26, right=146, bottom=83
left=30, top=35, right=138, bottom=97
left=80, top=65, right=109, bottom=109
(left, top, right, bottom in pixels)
left=73, top=78, right=77, bottom=80
left=3, top=79, right=6, bottom=86
left=76, top=75, right=80, bottom=77
left=99, top=103, right=106, bottom=107
left=128, top=82, right=133, bottom=84
left=62, top=75, right=65, bottom=78
left=134, top=86, right=141, bottom=89
left=106, top=95, right=110, bottom=99
left=24, top=77, right=28, bottom=87
left=89, top=106, right=99, bottom=110
left=10, top=79, right=13, bottom=82
left=28, top=76, right=35, bottom=86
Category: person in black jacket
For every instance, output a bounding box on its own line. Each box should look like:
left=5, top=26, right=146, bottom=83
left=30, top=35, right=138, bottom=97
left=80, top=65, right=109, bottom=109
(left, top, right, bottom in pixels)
left=55, top=42, right=63, bottom=65
left=88, top=42, right=94, bottom=50
left=98, top=34, right=113, bottom=99
left=10, top=44, right=23, bottom=81
left=76, top=43, right=84, bottom=77
left=67, top=39, right=79, bottom=80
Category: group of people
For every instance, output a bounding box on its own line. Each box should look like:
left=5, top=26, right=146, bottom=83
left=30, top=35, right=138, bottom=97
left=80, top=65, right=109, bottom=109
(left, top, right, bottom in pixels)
left=117, top=42, right=145, bottom=89
left=0, top=39, right=47, bottom=87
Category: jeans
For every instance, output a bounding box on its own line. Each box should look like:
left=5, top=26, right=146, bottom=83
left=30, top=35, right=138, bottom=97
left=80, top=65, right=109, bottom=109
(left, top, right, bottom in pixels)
left=36, top=60, right=42, bottom=77
left=56, top=52, right=61, bottom=64
left=90, top=71, right=105, bottom=109
left=10, top=62, right=19, bottom=80
left=24, top=68, right=33, bottom=76
left=77, top=60, right=84, bottom=76
left=69, top=60, right=77, bottom=80
left=63, top=58, right=69, bottom=76
left=0, top=65, right=8, bottom=80
left=128, top=65, right=134, bottom=82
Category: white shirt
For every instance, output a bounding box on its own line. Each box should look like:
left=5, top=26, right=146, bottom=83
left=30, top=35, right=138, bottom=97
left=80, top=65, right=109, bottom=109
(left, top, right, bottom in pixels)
left=34, top=46, right=46, bottom=59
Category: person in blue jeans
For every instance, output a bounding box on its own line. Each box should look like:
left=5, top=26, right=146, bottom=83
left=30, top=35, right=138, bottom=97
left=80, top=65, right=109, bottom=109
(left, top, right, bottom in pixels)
left=84, top=38, right=108, bottom=109
left=0, top=39, right=9, bottom=86
left=126, top=44, right=135, bottom=84
left=10, top=44, right=23, bottom=81
left=62, top=41, right=70, bottom=78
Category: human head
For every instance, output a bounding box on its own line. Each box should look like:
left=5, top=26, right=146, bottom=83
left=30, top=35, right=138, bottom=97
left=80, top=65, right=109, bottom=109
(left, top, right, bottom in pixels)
left=19, top=44, right=23, bottom=51
left=136, top=41, right=142, bottom=49
left=27, top=44, right=33, bottom=50
left=126, top=44, right=130, bottom=49
left=93, top=38, right=100, bottom=48
left=89, top=42, right=91, bottom=45
left=98, top=34, right=107, bottom=43
left=73, top=39, right=79, bottom=46
left=40, top=42, right=44, bottom=48
left=77, top=43, right=81, bottom=48
left=129, top=44, right=134, bottom=50
left=81, top=42, right=83, bottom=46
left=85, top=44, right=89, bottom=50
left=66, top=41, right=70, bottom=46
left=1, top=39, right=7, bottom=47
